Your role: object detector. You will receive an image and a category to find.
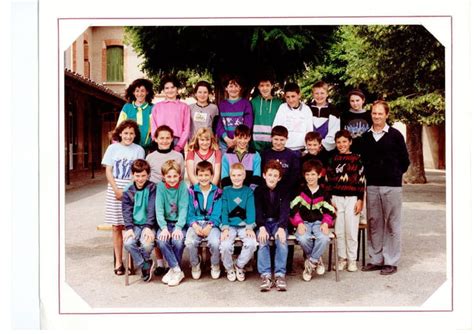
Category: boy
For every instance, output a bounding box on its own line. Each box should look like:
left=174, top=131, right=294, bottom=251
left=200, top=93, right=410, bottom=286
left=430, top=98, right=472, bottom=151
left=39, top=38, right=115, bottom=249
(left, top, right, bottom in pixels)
left=299, top=131, right=331, bottom=190
left=251, top=76, right=282, bottom=152
left=216, top=75, right=253, bottom=153
left=255, top=160, right=290, bottom=291
left=185, top=161, right=223, bottom=280
left=260, top=125, right=300, bottom=195
left=122, top=159, right=156, bottom=282
left=155, top=160, right=189, bottom=286
left=146, top=125, right=184, bottom=276
left=272, top=82, right=313, bottom=151
left=290, top=159, right=336, bottom=281
left=326, top=130, right=366, bottom=272
left=221, top=124, right=262, bottom=190
left=309, top=81, right=341, bottom=152
left=220, top=163, right=258, bottom=282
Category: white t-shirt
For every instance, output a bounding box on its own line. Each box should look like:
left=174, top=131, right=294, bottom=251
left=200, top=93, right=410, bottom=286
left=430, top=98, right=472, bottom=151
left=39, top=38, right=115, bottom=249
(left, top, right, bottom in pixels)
left=101, top=143, right=145, bottom=179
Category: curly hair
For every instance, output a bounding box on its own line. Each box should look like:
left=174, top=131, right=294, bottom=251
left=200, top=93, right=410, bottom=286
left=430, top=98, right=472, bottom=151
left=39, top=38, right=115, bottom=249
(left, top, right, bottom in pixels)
left=125, top=78, right=155, bottom=103
left=112, top=119, right=141, bottom=144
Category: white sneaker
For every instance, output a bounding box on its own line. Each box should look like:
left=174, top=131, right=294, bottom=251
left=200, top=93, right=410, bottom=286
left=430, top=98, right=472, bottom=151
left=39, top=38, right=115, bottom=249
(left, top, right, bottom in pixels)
left=302, top=259, right=315, bottom=281
left=161, top=268, right=173, bottom=284
left=168, top=270, right=184, bottom=286
left=347, top=260, right=358, bottom=272
left=316, top=258, right=325, bottom=275
left=191, top=262, right=202, bottom=280
left=226, top=267, right=237, bottom=282
left=210, top=264, right=221, bottom=279
left=335, top=258, right=347, bottom=271
left=235, top=266, right=246, bottom=282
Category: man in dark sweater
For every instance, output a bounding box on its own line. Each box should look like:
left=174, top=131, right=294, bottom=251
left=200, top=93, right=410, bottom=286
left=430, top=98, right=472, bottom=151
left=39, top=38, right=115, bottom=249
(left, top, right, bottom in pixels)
left=359, top=101, right=410, bottom=275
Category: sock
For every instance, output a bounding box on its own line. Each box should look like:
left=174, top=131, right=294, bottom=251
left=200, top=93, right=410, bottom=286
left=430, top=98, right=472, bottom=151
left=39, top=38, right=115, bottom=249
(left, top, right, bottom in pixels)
left=156, top=259, right=164, bottom=267
left=172, top=266, right=181, bottom=273
left=142, top=261, right=150, bottom=270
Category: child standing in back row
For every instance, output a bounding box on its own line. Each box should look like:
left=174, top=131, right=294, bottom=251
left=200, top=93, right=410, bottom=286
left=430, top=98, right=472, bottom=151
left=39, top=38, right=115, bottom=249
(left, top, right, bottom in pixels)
left=151, top=74, right=191, bottom=153
left=101, top=120, right=145, bottom=276
left=308, top=81, right=341, bottom=153
left=251, top=76, right=282, bottom=152
left=326, top=130, right=365, bottom=272
left=216, top=76, right=253, bottom=153
left=189, top=81, right=219, bottom=138
left=272, top=82, right=313, bottom=151
left=116, top=78, right=155, bottom=151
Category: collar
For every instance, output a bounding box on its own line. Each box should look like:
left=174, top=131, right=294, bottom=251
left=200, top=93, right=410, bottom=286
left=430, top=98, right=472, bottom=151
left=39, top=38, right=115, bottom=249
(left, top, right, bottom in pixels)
left=133, top=101, right=149, bottom=110
left=157, top=147, right=172, bottom=154
left=165, top=182, right=180, bottom=189
left=369, top=124, right=390, bottom=134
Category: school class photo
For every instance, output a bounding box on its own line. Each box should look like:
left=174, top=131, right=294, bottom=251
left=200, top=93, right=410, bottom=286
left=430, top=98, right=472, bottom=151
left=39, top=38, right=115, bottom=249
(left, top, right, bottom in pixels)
left=64, top=23, right=447, bottom=308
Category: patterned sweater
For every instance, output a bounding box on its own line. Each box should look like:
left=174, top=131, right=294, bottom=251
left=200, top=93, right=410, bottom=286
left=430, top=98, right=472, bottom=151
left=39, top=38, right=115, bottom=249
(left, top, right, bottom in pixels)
left=326, top=152, right=366, bottom=200
left=290, top=186, right=336, bottom=227
left=221, top=185, right=256, bottom=230
left=216, top=98, right=253, bottom=140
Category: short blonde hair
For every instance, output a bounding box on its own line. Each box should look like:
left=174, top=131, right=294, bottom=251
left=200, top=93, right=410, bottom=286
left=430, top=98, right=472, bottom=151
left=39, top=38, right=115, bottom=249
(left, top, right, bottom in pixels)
left=230, top=162, right=245, bottom=173
left=161, top=159, right=181, bottom=176
left=188, top=127, right=218, bottom=151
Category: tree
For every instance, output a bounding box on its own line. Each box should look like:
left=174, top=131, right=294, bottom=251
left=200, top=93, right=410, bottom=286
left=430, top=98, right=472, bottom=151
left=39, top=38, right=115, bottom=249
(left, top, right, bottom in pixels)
left=125, top=26, right=336, bottom=99
left=302, top=25, right=445, bottom=183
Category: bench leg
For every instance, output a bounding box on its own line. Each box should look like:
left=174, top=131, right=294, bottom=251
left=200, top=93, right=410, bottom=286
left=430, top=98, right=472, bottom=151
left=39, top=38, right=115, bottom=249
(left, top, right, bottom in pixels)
left=124, top=248, right=130, bottom=286
left=334, top=238, right=339, bottom=282
left=286, top=245, right=294, bottom=273
left=362, top=229, right=366, bottom=267
left=327, top=243, right=333, bottom=272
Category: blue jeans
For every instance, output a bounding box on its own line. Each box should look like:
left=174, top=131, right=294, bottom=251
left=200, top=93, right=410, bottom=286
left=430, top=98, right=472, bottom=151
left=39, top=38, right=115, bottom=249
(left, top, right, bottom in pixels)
left=257, top=221, right=288, bottom=277
left=295, top=221, right=330, bottom=263
left=155, top=222, right=188, bottom=269
left=185, top=222, right=221, bottom=266
left=123, top=226, right=155, bottom=268
left=220, top=226, right=257, bottom=271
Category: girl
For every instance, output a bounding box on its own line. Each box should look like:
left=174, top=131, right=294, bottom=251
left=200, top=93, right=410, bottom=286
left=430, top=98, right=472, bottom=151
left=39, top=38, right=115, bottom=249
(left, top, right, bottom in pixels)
left=151, top=74, right=191, bottom=153
left=189, top=81, right=219, bottom=138
left=340, top=89, right=372, bottom=154
left=215, top=76, right=253, bottom=153
left=186, top=127, right=222, bottom=186
left=116, top=78, right=155, bottom=151
left=101, top=120, right=145, bottom=276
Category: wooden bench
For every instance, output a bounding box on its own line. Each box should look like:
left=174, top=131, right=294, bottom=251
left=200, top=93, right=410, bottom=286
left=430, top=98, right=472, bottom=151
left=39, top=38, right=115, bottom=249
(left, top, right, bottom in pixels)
left=97, top=224, right=344, bottom=285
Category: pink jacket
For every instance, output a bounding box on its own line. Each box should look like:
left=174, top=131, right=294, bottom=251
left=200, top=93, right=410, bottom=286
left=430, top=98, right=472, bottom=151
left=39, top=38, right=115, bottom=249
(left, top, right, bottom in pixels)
left=151, top=100, right=191, bottom=152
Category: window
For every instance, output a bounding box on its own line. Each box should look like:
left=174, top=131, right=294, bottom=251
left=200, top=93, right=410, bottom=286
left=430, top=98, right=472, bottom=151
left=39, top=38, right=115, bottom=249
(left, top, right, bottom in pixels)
left=106, top=46, right=123, bottom=82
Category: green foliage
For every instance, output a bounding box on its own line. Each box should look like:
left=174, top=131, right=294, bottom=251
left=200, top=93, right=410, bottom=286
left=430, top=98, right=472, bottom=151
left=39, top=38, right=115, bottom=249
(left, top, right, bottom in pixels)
left=124, top=26, right=335, bottom=95
left=298, top=25, right=445, bottom=125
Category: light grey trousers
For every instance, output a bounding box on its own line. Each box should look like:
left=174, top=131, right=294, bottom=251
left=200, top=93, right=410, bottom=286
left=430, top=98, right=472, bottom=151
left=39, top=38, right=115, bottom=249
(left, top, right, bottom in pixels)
left=366, top=186, right=403, bottom=266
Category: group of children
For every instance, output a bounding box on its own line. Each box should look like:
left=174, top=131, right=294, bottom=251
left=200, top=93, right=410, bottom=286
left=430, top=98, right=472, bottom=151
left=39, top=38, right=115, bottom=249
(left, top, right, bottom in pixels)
left=102, top=74, right=370, bottom=291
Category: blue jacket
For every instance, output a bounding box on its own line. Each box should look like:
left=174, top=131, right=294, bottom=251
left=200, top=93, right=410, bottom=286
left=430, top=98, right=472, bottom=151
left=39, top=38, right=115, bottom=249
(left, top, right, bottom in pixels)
left=122, top=181, right=156, bottom=230
left=187, top=184, right=223, bottom=228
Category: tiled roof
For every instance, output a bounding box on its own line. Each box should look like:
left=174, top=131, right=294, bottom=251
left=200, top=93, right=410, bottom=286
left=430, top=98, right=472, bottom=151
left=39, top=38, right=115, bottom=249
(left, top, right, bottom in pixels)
left=64, top=69, right=126, bottom=101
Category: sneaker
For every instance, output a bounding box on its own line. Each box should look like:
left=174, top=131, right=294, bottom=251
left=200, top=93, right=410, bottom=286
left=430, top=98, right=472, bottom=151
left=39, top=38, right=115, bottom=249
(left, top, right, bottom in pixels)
left=275, top=276, right=287, bottom=291
left=335, top=258, right=347, bottom=271
left=141, top=259, right=155, bottom=282
left=316, top=258, right=325, bottom=275
left=226, top=267, right=237, bottom=282
left=302, top=259, right=315, bottom=281
left=154, top=266, right=167, bottom=277
left=260, top=275, right=273, bottom=292
left=191, top=259, right=202, bottom=280
left=347, top=260, right=358, bottom=272
left=235, top=266, right=246, bottom=282
left=168, top=270, right=185, bottom=286
left=210, top=264, right=221, bottom=279
left=161, top=268, right=173, bottom=284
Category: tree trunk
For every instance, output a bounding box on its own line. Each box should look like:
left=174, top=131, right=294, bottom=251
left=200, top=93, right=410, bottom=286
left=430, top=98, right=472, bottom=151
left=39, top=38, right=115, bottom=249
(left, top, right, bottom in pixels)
left=404, top=123, right=427, bottom=184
